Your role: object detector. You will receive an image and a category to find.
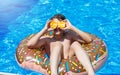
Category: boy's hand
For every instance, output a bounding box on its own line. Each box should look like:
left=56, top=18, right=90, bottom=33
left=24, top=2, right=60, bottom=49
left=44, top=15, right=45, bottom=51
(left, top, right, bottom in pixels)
left=44, top=20, right=54, bottom=32
left=44, top=20, right=51, bottom=29
left=63, top=19, right=73, bottom=30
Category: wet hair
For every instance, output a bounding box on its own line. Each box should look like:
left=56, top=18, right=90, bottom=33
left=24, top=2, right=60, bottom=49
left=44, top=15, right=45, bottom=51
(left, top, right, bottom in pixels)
left=50, top=14, right=66, bottom=21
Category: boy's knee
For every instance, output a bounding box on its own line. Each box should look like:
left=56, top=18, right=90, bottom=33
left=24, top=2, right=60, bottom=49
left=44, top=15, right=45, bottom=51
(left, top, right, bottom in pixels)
left=54, top=42, right=63, bottom=47
left=73, top=41, right=79, bottom=44
left=52, top=42, right=63, bottom=52
left=71, top=41, right=82, bottom=49
left=71, top=41, right=80, bottom=47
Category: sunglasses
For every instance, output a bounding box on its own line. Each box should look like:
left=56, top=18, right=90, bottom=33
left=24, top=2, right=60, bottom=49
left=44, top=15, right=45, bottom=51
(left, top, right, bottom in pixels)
left=49, top=21, right=66, bottom=29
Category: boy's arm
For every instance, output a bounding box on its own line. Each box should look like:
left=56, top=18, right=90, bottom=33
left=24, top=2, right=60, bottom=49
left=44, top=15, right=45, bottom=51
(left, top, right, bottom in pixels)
left=66, top=20, right=92, bottom=43
left=27, top=28, right=47, bottom=48
left=27, top=21, right=50, bottom=48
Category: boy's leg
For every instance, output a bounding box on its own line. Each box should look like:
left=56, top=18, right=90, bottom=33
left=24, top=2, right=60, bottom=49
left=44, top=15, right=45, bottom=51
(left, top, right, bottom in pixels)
left=70, top=41, right=95, bottom=75
left=50, top=42, right=63, bottom=75
left=68, top=48, right=75, bottom=59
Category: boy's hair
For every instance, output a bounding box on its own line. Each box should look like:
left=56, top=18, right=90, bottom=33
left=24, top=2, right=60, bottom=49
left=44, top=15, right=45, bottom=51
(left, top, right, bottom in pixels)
left=50, top=14, right=66, bottom=21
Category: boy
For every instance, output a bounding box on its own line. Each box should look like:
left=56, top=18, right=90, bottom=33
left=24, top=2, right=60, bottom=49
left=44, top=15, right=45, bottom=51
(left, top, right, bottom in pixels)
left=27, top=14, right=95, bottom=75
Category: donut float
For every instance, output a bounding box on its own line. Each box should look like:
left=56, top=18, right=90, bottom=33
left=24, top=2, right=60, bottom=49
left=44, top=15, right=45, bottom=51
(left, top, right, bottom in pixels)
left=16, top=32, right=108, bottom=75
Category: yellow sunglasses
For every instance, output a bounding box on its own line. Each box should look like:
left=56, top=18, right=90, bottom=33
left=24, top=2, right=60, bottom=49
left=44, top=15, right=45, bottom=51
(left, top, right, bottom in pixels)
left=49, top=21, right=66, bottom=29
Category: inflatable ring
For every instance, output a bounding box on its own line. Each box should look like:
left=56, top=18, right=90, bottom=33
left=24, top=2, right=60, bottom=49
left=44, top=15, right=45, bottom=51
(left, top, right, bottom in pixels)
left=16, top=32, right=108, bottom=75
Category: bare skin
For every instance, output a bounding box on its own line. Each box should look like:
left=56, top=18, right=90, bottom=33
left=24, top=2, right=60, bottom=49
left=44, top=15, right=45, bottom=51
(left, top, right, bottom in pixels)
left=27, top=19, right=95, bottom=75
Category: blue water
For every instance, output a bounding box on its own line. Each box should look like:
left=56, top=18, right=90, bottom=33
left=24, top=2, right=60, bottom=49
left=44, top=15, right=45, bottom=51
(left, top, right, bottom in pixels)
left=0, top=0, right=120, bottom=75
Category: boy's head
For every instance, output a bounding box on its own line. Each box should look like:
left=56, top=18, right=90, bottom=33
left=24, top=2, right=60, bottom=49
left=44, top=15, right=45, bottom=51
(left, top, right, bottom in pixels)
left=49, top=14, right=66, bottom=37
left=49, top=14, right=67, bottom=29
left=50, top=14, right=66, bottom=21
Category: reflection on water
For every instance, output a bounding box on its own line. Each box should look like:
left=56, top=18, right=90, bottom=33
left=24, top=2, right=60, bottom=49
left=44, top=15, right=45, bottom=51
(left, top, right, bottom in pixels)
left=0, top=0, right=39, bottom=40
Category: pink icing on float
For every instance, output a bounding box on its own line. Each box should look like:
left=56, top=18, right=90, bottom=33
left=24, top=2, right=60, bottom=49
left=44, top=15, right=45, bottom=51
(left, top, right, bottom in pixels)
left=16, top=33, right=108, bottom=75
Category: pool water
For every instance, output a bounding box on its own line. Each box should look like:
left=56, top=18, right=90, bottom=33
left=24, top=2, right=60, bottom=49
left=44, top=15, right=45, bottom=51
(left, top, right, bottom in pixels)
left=0, top=0, right=120, bottom=75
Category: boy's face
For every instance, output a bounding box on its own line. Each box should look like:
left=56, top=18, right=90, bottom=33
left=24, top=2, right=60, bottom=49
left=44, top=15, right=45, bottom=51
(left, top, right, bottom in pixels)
left=49, top=18, right=65, bottom=36
left=53, top=28, right=63, bottom=36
